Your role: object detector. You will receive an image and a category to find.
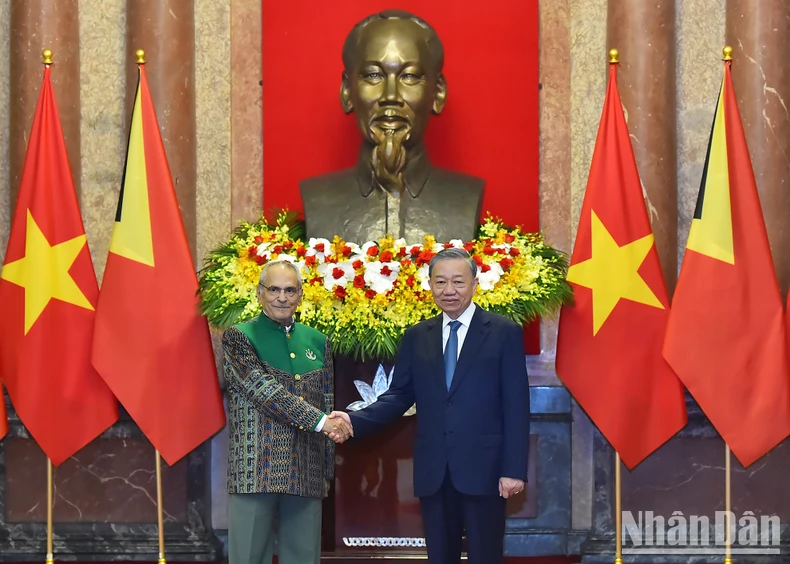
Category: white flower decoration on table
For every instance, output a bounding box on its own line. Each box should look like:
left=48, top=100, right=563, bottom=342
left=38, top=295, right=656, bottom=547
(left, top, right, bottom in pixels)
left=317, top=262, right=355, bottom=290
left=416, top=264, right=431, bottom=291
left=477, top=261, right=504, bottom=290
left=306, top=237, right=332, bottom=261
left=346, top=364, right=416, bottom=416
left=363, top=261, right=401, bottom=294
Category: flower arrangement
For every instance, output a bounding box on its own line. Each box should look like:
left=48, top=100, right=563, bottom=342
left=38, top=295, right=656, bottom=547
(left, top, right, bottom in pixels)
left=197, top=210, right=573, bottom=361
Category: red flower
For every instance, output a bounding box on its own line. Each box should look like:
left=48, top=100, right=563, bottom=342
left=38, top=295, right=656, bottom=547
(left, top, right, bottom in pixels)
left=366, top=245, right=379, bottom=257
left=273, top=245, right=283, bottom=254
left=305, top=255, right=317, bottom=267
left=254, top=236, right=264, bottom=244
left=481, top=264, right=491, bottom=273
left=309, top=276, right=322, bottom=286
left=247, top=246, right=257, bottom=258
left=472, top=255, right=484, bottom=267
left=463, top=241, right=475, bottom=252
left=509, top=247, right=520, bottom=257
left=332, top=267, right=345, bottom=280
left=380, top=265, right=393, bottom=277
left=443, top=243, right=454, bottom=249
left=365, top=289, right=377, bottom=300
left=254, top=255, right=265, bottom=265
left=504, top=234, right=516, bottom=243
left=353, top=274, right=366, bottom=289
left=409, top=245, right=422, bottom=256
left=400, top=258, right=412, bottom=268
left=406, top=275, right=416, bottom=287
left=380, top=250, right=393, bottom=262
left=352, top=259, right=364, bottom=270
left=334, top=286, right=347, bottom=300
left=415, top=250, right=434, bottom=266
left=325, top=255, right=339, bottom=264
left=499, top=258, right=514, bottom=271
left=397, top=247, right=408, bottom=257
left=296, top=246, right=307, bottom=258
left=314, top=243, right=325, bottom=253
left=342, top=245, right=352, bottom=257
left=283, top=240, right=294, bottom=250
left=483, top=245, right=495, bottom=256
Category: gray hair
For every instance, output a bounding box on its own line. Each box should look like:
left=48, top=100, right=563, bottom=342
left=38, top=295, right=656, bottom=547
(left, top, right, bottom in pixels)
left=342, top=10, right=444, bottom=72
left=259, top=260, right=303, bottom=289
left=428, top=248, right=477, bottom=279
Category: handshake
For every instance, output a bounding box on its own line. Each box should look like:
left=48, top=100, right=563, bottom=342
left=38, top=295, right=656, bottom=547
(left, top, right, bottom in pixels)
left=322, top=411, right=354, bottom=443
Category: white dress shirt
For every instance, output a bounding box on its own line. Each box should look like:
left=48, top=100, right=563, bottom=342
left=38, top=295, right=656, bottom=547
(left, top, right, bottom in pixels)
left=442, top=302, right=476, bottom=359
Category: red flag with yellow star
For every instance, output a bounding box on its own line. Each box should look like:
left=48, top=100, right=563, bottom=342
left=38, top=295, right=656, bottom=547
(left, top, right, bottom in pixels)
left=663, top=57, right=790, bottom=467
left=555, top=61, right=687, bottom=469
left=0, top=66, right=119, bottom=464
left=91, top=65, right=225, bottom=466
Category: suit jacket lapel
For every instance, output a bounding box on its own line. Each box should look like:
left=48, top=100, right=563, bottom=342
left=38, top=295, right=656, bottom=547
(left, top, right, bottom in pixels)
left=425, top=315, right=447, bottom=395
left=448, top=308, right=490, bottom=397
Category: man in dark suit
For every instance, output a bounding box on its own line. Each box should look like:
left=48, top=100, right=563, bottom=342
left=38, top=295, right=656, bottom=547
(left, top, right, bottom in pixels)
left=329, top=248, right=530, bottom=564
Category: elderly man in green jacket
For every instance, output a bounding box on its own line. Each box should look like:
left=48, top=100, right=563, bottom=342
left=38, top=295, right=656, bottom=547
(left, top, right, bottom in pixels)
left=222, top=259, right=352, bottom=564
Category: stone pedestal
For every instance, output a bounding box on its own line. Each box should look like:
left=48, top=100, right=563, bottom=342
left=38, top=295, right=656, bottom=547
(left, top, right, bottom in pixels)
left=580, top=395, right=790, bottom=563
left=0, top=394, right=222, bottom=562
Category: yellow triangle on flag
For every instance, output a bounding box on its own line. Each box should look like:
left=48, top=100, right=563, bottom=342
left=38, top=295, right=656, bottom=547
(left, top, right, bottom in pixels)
left=109, top=75, right=154, bottom=266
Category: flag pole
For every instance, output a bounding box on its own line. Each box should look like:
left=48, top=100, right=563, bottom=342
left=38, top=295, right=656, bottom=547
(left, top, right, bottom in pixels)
left=155, top=450, right=166, bottom=564
left=614, top=451, right=622, bottom=564
left=46, top=458, right=54, bottom=564
left=724, top=444, right=731, bottom=564
left=41, top=47, right=56, bottom=564
left=607, top=46, right=623, bottom=564
left=720, top=44, right=734, bottom=564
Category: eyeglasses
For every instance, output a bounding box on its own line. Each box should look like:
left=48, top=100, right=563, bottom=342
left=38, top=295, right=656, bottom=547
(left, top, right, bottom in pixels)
left=259, top=283, right=301, bottom=298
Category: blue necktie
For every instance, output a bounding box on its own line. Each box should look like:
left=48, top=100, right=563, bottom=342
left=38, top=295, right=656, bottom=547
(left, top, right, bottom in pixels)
left=444, top=320, right=462, bottom=390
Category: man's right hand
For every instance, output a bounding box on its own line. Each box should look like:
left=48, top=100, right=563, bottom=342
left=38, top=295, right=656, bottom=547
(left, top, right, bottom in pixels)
left=324, top=411, right=353, bottom=443
left=323, top=411, right=353, bottom=443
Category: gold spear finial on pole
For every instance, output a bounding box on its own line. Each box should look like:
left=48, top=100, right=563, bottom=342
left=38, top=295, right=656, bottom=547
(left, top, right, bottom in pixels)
left=42, top=49, right=53, bottom=65
left=136, top=49, right=146, bottom=64
left=722, top=46, right=733, bottom=61
left=609, top=48, right=619, bottom=64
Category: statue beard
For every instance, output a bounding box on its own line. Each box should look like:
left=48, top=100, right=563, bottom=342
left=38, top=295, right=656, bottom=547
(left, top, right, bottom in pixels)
left=370, top=128, right=410, bottom=196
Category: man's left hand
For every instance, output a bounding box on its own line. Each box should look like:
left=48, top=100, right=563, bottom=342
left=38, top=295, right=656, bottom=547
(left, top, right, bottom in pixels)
left=499, top=477, right=525, bottom=499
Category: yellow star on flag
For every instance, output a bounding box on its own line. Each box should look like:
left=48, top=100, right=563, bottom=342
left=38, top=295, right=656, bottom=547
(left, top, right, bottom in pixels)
left=567, top=210, right=664, bottom=335
left=1, top=210, right=94, bottom=334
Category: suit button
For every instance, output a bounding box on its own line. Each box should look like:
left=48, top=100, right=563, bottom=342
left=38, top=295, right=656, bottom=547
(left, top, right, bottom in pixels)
left=290, top=352, right=296, bottom=359
left=446, top=401, right=452, bottom=407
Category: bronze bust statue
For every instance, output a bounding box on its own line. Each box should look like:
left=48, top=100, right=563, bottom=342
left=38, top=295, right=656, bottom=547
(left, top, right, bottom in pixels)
left=299, top=10, right=484, bottom=244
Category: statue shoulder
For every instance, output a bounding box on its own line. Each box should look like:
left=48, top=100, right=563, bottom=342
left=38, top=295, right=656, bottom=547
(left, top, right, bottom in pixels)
left=431, top=167, right=485, bottom=193
left=425, top=168, right=486, bottom=205
left=300, top=168, right=358, bottom=198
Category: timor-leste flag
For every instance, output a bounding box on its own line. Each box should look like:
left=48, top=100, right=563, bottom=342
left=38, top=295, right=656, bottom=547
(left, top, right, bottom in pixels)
left=91, top=65, right=225, bottom=466
left=663, top=59, right=790, bottom=467
left=555, top=62, right=687, bottom=469
left=0, top=67, right=119, bottom=464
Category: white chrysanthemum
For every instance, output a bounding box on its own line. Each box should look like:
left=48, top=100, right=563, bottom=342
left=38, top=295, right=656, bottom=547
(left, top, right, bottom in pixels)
left=477, top=262, right=504, bottom=290
left=317, top=262, right=355, bottom=290
left=416, top=264, right=431, bottom=291
left=363, top=261, right=401, bottom=294
left=360, top=241, right=379, bottom=257
left=306, top=237, right=332, bottom=261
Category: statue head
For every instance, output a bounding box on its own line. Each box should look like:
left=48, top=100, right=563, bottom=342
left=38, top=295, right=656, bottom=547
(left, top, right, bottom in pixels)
left=340, top=10, right=447, bottom=193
